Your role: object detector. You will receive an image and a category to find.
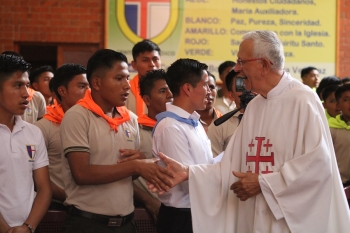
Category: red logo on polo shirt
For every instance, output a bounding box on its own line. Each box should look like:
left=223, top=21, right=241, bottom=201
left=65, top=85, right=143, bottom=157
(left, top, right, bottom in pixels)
left=26, top=145, right=36, bottom=162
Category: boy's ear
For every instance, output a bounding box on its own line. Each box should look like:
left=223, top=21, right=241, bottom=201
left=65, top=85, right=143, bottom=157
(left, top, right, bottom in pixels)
left=142, top=95, right=151, bottom=107
left=57, top=85, right=67, bottom=98
left=91, top=76, right=101, bottom=91
left=322, top=102, right=326, bottom=108
left=131, top=61, right=137, bottom=71
left=182, top=83, right=192, bottom=96
left=228, top=91, right=234, bottom=101
left=31, top=82, right=39, bottom=90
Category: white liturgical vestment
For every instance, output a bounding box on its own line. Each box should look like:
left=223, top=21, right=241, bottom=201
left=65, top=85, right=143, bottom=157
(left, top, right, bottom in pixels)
left=189, top=73, right=350, bottom=233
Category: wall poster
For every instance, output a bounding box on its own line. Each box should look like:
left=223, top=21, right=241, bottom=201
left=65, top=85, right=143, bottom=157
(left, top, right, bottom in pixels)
left=107, top=0, right=336, bottom=81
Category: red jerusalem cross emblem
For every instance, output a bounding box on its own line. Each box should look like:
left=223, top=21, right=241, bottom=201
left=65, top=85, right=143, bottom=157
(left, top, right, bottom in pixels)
left=246, top=137, right=274, bottom=174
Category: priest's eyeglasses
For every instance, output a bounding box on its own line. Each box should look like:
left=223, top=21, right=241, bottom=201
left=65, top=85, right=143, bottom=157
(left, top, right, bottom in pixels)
left=236, top=58, right=274, bottom=67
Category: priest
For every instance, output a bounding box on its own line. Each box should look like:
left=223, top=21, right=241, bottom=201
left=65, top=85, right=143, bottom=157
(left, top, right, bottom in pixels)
left=151, top=30, right=350, bottom=233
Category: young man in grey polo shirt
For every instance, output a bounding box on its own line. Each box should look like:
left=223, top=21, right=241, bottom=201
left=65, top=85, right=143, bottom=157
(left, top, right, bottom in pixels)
left=60, top=49, right=173, bottom=233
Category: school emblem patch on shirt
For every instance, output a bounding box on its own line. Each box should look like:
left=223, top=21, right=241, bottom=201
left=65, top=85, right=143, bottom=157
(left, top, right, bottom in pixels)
left=26, top=105, right=33, bottom=116
left=124, top=129, right=133, bottom=142
left=26, top=145, right=36, bottom=162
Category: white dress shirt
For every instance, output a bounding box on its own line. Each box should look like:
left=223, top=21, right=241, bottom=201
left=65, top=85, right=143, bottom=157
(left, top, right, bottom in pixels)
left=152, top=103, right=214, bottom=208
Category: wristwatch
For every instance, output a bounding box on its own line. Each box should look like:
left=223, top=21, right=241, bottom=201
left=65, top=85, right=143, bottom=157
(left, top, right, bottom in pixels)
left=23, top=223, right=35, bottom=233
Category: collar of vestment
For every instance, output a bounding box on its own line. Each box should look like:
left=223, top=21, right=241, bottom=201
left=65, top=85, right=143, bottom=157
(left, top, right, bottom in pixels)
left=266, top=72, right=294, bottom=99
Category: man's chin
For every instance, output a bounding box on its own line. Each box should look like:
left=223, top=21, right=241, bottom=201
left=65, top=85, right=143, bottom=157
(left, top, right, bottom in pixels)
left=117, top=102, right=126, bottom=107
left=15, top=109, right=26, bottom=116
left=206, top=101, right=213, bottom=108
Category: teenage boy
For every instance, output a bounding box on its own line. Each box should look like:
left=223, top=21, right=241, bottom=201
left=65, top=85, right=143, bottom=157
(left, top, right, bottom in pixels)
left=59, top=49, right=173, bottom=233
left=152, top=58, right=214, bottom=233
left=134, top=69, right=173, bottom=223
left=328, top=84, right=350, bottom=186
left=1, top=50, right=46, bottom=123
left=0, top=54, right=51, bottom=233
left=301, top=66, right=319, bottom=90
left=35, top=64, right=90, bottom=208
left=29, top=65, right=54, bottom=105
left=316, top=76, right=341, bottom=100
left=322, top=85, right=341, bottom=119
left=22, top=85, right=46, bottom=124
left=126, top=40, right=161, bottom=116
left=207, top=69, right=241, bottom=157
left=197, top=71, right=222, bottom=133
left=214, top=61, right=236, bottom=114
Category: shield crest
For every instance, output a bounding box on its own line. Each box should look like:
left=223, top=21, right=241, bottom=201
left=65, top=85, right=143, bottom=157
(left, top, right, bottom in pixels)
left=26, top=145, right=36, bottom=161
left=116, top=0, right=179, bottom=44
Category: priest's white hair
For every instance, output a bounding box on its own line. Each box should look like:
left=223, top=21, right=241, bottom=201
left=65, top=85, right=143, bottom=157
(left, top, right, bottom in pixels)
left=242, top=30, right=284, bottom=71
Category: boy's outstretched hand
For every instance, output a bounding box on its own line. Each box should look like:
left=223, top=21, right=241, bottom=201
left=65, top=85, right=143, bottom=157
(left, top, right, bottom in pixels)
left=147, top=152, right=189, bottom=195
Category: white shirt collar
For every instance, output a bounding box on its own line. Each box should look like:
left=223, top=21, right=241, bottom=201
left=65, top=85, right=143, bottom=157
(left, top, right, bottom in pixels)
left=0, top=115, right=26, bottom=133
left=166, top=102, right=200, bottom=121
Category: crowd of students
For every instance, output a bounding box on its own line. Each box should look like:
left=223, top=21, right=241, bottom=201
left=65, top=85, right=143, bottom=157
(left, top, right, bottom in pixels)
left=301, top=66, right=350, bottom=188
left=1, top=30, right=350, bottom=233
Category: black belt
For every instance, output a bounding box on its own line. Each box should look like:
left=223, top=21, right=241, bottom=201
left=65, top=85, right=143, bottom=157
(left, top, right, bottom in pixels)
left=49, top=201, right=67, bottom=211
left=160, top=203, right=191, bottom=212
left=68, top=206, right=133, bottom=227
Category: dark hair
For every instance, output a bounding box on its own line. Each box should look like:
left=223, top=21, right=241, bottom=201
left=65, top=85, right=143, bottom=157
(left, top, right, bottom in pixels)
left=300, top=66, right=318, bottom=78
left=341, top=77, right=350, bottom=84
left=225, top=69, right=240, bottom=92
left=218, top=61, right=236, bottom=76
left=87, top=49, right=128, bottom=85
left=207, top=71, right=216, bottom=81
left=132, top=39, right=161, bottom=61
left=322, top=85, right=339, bottom=101
left=52, top=64, right=87, bottom=101
left=335, top=84, right=350, bottom=102
left=166, top=58, right=208, bottom=97
left=316, top=76, right=341, bottom=99
left=1, top=51, right=24, bottom=59
left=139, top=69, right=166, bottom=97
left=0, top=54, right=31, bottom=87
left=29, top=65, right=53, bottom=84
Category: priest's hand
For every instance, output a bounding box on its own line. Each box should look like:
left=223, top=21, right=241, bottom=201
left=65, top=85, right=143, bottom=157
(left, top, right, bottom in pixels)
left=118, top=149, right=146, bottom=163
left=230, top=171, right=261, bottom=201
left=137, top=158, right=175, bottom=192
left=147, top=152, right=189, bottom=195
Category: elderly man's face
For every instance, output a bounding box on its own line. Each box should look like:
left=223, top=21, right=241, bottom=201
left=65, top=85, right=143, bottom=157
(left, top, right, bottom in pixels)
left=234, top=39, right=261, bottom=93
